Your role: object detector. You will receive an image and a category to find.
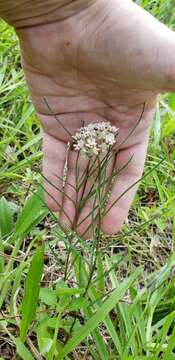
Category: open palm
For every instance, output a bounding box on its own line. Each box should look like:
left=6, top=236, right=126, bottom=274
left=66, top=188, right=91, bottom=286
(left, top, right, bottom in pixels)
left=16, top=0, right=175, bottom=235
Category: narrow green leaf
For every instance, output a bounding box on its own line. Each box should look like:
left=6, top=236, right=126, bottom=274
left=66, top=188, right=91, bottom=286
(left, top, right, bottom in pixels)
left=15, top=337, right=35, bottom=360
left=20, top=244, right=44, bottom=341
left=0, top=187, right=47, bottom=309
left=153, top=172, right=165, bottom=203
left=153, top=310, right=175, bottom=359
left=0, top=196, right=14, bottom=238
left=10, top=262, right=26, bottom=314
left=153, top=102, right=161, bottom=148
left=37, top=320, right=53, bottom=355
left=0, top=236, right=4, bottom=274
left=164, top=325, right=175, bottom=358
left=11, top=186, right=48, bottom=243
left=106, top=255, right=135, bottom=354
left=97, top=254, right=105, bottom=292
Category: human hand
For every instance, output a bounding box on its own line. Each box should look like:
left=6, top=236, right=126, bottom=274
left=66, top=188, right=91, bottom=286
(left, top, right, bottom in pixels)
left=2, top=0, right=175, bottom=235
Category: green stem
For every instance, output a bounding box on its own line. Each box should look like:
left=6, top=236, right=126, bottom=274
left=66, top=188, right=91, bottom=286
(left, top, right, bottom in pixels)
left=84, top=156, right=102, bottom=295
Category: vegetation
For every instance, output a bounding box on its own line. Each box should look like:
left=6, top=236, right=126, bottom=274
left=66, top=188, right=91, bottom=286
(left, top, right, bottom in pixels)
left=0, top=0, right=175, bottom=358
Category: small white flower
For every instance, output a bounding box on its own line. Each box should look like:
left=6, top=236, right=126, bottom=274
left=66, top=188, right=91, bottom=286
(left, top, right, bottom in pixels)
left=105, top=133, right=115, bottom=145
left=73, top=144, right=81, bottom=151
left=86, top=138, right=97, bottom=148
left=72, top=122, right=119, bottom=157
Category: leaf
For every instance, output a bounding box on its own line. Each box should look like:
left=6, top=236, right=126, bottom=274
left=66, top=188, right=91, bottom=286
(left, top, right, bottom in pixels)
left=153, top=310, right=175, bottom=359
left=68, top=297, right=88, bottom=312
left=15, top=337, right=35, bottom=360
left=56, top=287, right=85, bottom=297
left=0, top=196, right=14, bottom=238
left=10, top=262, right=26, bottom=314
left=58, top=268, right=140, bottom=358
left=0, top=186, right=48, bottom=309
left=153, top=172, right=165, bottom=203
left=37, top=320, right=53, bottom=354
left=20, top=244, right=44, bottom=341
left=149, top=252, right=175, bottom=289
left=97, top=254, right=105, bottom=292
left=153, top=102, right=161, bottom=149
left=39, top=287, right=57, bottom=306
left=0, top=236, right=4, bottom=274
left=164, top=325, right=175, bottom=358
left=106, top=255, right=137, bottom=355
left=11, top=186, right=48, bottom=243
left=169, top=93, right=175, bottom=111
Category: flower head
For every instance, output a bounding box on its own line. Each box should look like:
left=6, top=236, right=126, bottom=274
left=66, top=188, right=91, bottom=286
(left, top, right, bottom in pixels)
left=72, top=122, right=119, bottom=157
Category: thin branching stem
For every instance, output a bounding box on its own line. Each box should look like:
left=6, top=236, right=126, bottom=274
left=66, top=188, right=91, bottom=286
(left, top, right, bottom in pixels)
left=43, top=97, right=72, bottom=137
left=104, top=158, right=164, bottom=216
left=84, top=156, right=102, bottom=294
left=81, top=157, right=164, bottom=237
left=40, top=173, right=76, bottom=206
left=39, top=182, right=73, bottom=226
left=77, top=156, right=134, bottom=234
left=64, top=155, right=91, bottom=281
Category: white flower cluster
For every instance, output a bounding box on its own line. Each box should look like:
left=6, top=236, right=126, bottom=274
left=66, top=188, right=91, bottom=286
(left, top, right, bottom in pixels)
left=72, top=122, right=119, bottom=157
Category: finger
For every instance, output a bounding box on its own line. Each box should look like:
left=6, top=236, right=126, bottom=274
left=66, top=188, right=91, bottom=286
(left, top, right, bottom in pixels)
left=102, top=137, right=149, bottom=234
left=42, top=132, right=66, bottom=212
left=74, top=150, right=115, bottom=237
left=60, top=149, right=95, bottom=233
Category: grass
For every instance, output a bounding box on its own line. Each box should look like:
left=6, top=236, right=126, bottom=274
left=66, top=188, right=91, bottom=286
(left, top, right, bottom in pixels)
left=0, top=0, right=175, bottom=358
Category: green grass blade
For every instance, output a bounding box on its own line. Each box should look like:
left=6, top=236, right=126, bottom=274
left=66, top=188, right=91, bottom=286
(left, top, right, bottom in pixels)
left=0, top=196, right=14, bottom=238
left=164, top=325, right=175, bottom=358
left=153, top=310, right=175, bottom=359
left=9, top=262, right=26, bottom=315
left=20, top=244, right=44, bottom=341
left=97, top=254, right=105, bottom=292
left=11, top=186, right=48, bottom=243
left=106, top=256, right=136, bottom=354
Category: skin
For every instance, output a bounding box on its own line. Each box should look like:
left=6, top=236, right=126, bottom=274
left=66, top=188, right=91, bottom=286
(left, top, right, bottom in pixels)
left=1, top=0, right=175, bottom=236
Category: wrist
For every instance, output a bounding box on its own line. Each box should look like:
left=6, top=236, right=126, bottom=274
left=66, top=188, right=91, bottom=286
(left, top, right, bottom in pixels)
left=0, top=0, right=94, bottom=28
